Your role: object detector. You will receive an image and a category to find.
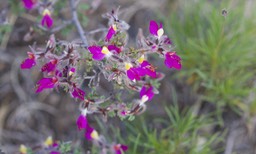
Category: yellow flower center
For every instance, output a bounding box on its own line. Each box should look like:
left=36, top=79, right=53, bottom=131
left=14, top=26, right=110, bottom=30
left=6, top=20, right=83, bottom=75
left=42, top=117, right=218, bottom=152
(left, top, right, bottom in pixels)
left=112, top=24, right=117, bottom=31
left=138, top=55, right=145, bottom=64
left=140, top=95, right=149, bottom=105
left=125, top=63, right=132, bottom=70
left=28, top=53, right=34, bottom=59
left=101, top=46, right=110, bottom=55
left=44, top=136, right=53, bottom=147
left=91, top=130, right=99, bottom=140
left=69, top=71, right=74, bottom=76
left=19, top=144, right=27, bottom=154
left=157, top=28, right=164, bottom=37
left=43, top=9, right=51, bottom=16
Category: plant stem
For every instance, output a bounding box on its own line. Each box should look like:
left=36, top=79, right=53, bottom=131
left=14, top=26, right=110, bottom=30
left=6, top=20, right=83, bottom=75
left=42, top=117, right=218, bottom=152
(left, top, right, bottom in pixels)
left=69, top=0, right=88, bottom=47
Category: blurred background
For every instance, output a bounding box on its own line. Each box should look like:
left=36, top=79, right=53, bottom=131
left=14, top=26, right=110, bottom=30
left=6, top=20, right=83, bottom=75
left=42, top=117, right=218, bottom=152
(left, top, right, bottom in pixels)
left=1, top=0, right=256, bottom=153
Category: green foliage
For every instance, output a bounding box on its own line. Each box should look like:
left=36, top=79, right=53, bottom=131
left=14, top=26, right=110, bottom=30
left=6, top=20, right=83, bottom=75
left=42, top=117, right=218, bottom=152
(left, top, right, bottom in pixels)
left=0, top=25, right=11, bottom=45
left=74, top=148, right=82, bottom=154
left=27, top=148, right=35, bottom=154
left=77, top=3, right=89, bottom=27
left=114, top=105, right=222, bottom=154
left=59, top=142, right=72, bottom=153
left=9, top=0, right=25, bottom=14
left=60, top=25, right=75, bottom=38
left=164, top=0, right=256, bottom=111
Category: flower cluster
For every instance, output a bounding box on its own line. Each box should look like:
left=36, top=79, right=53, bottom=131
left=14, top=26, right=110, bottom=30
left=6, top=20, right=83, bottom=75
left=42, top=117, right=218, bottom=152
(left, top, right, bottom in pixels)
left=22, top=0, right=54, bottom=28
left=77, top=109, right=128, bottom=154
left=20, top=7, right=182, bottom=154
left=20, top=136, right=60, bottom=154
left=21, top=35, right=86, bottom=100
left=77, top=108, right=128, bottom=154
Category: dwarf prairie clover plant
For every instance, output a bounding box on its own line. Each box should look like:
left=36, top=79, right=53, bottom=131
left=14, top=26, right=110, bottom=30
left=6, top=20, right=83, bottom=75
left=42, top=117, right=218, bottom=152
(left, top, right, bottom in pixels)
left=19, top=5, right=182, bottom=154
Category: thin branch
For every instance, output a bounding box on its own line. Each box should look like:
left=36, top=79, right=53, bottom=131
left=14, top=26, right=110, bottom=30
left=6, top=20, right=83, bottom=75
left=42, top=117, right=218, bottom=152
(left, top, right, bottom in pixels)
left=69, top=0, right=88, bottom=47
left=0, top=52, right=14, bottom=63
left=85, top=28, right=108, bottom=35
left=11, top=58, right=28, bottom=102
left=74, top=0, right=81, bottom=7
left=0, top=14, right=17, bottom=50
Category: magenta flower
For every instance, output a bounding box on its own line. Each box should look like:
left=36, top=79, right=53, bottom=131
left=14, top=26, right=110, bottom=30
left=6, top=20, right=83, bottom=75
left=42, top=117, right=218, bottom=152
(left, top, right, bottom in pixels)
left=127, top=68, right=142, bottom=81
left=85, top=125, right=99, bottom=140
left=55, top=70, right=63, bottom=77
left=140, top=60, right=157, bottom=78
left=149, top=20, right=164, bottom=37
left=41, top=9, right=53, bottom=28
left=88, top=45, right=119, bottom=61
left=113, top=144, right=128, bottom=154
left=88, top=46, right=107, bottom=61
left=72, top=87, right=85, bottom=101
left=105, top=25, right=117, bottom=41
left=20, top=52, right=36, bottom=69
left=140, top=85, right=154, bottom=101
left=68, top=67, right=76, bottom=76
left=120, top=110, right=127, bottom=117
left=125, top=64, right=141, bottom=81
left=52, top=142, right=59, bottom=147
left=76, top=114, right=87, bottom=130
left=41, top=59, right=58, bottom=73
left=164, top=52, right=182, bottom=70
left=22, top=0, right=36, bottom=10
left=36, top=77, right=58, bottom=93
left=107, top=45, right=121, bottom=54
left=124, top=63, right=143, bottom=81
left=70, top=67, right=76, bottom=72
left=164, top=37, right=172, bottom=45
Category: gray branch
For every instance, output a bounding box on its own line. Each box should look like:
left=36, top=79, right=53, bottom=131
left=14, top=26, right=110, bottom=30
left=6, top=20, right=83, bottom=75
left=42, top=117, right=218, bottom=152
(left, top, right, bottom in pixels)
left=69, top=0, right=88, bottom=47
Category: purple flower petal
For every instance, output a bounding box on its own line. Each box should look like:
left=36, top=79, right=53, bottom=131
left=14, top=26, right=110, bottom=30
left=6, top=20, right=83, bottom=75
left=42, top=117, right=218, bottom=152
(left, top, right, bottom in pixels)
left=121, top=145, right=128, bottom=151
left=164, top=52, right=182, bottom=70
left=136, top=67, right=146, bottom=77
left=76, top=115, right=87, bottom=130
left=164, top=37, right=172, bottom=45
left=21, top=52, right=36, bottom=69
left=115, top=150, right=121, bottom=154
left=88, top=46, right=101, bottom=54
left=108, top=45, right=121, bottom=54
left=140, top=61, right=157, bottom=78
left=70, top=67, right=76, bottom=73
left=159, top=23, right=163, bottom=29
left=127, top=68, right=140, bottom=81
left=84, top=125, right=99, bottom=140
left=36, top=77, right=57, bottom=93
left=92, top=52, right=105, bottom=60
left=149, top=20, right=158, bottom=36
left=22, top=0, right=35, bottom=10
left=140, top=85, right=154, bottom=101
left=52, top=142, right=59, bottom=147
left=88, top=46, right=105, bottom=61
left=68, top=67, right=76, bottom=76
left=114, top=144, right=128, bottom=154
left=105, top=26, right=116, bottom=41
left=55, top=70, right=63, bottom=77
left=85, top=126, right=93, bottom=140
left=41, top=14, right=53, bottom=28
left=41, top=59, right=57, bottom=73
left=72, top=87, right=85, bottom=101
left=20, top=58, right=36, bottom=69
